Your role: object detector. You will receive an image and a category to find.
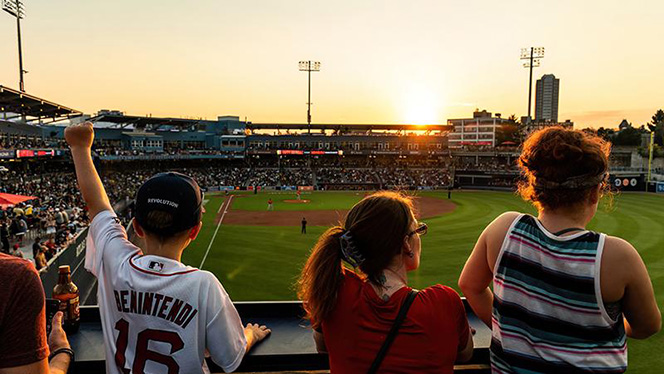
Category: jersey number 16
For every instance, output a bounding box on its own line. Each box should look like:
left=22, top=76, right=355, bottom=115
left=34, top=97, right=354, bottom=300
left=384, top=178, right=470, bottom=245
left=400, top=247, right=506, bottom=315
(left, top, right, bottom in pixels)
left=114, top=318, right=185, bottom=374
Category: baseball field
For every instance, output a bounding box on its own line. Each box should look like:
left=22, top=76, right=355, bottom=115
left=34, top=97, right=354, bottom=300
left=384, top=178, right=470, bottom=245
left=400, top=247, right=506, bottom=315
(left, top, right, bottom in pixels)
left=180, top=189, right=664, bottom=372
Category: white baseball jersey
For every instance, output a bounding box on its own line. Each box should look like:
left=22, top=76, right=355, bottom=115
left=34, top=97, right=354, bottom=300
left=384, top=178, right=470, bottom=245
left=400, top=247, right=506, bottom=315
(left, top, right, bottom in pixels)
left=85, top=210, right=246, bottom=374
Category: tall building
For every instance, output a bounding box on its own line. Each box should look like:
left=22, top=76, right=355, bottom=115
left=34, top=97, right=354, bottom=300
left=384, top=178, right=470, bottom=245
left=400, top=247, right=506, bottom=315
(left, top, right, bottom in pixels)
left=535, top=74, right=559, bottom=123
left=447, top=109, right=510, bottom=148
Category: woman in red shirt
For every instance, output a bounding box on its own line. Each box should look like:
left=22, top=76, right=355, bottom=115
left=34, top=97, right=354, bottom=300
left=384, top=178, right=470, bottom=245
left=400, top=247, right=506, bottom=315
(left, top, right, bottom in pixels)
left=298, top=191, right=473, bottom=373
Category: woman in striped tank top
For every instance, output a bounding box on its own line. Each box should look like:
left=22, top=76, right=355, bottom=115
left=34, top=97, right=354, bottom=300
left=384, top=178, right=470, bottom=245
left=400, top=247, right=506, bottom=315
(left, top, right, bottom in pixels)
left=459, top=127, right=661, bottom=373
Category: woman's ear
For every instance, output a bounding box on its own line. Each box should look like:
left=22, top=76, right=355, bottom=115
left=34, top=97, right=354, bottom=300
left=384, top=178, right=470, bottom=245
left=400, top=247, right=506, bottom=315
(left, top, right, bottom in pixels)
left=402, top=235, right=412, bottom=255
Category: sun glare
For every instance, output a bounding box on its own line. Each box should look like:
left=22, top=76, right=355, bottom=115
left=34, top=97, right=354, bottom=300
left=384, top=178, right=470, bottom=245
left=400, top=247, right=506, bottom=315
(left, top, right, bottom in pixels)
left=400, top=86, right=441, bottom=125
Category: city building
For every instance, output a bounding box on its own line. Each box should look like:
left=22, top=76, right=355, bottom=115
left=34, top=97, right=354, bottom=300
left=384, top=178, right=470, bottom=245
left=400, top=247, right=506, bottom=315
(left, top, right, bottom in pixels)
left=535, top=74, right=560, bottom=123
left=523, top=119, right=574, bottom=136
left=447, top=109, right=511, bottom=148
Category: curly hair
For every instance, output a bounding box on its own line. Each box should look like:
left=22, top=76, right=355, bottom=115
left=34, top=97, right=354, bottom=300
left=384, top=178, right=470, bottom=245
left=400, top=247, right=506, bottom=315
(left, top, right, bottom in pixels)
left=517, top=127, right=611, bottom=211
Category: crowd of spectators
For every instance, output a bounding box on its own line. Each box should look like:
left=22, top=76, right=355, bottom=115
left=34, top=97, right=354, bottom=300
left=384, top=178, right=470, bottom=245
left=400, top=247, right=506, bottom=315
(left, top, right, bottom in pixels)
left=95, top=147, right=236, bottom=157
left=375, top=168, right=452, bottom=187
left=0, top=202, right=87, bottom=271
left=101, top=165, right=452, bottom=190
left=0, top=136, right=67, bottom=150
left=245, top=168, right=281, bottom=187
left=0, top=165, right=90, bottom=267
left=457, top=159, right=518, bottom=172
left=375, top=168, right=416, bottom=186
left=315, top=168, right=380, bottom=185
left=281, top=168, right=314, bottom=186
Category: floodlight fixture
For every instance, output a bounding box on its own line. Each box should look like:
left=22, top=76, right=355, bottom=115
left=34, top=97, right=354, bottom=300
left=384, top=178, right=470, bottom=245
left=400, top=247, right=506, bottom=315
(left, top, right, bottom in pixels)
left=3, top=0, right=26, bottom=91
left=298, top=60, right=321, bottom=131
left=299, top=61, right=321, bottom=72
left=2, top=0, right=23, bottom=18
left=520, top=47, right=545, bottom=122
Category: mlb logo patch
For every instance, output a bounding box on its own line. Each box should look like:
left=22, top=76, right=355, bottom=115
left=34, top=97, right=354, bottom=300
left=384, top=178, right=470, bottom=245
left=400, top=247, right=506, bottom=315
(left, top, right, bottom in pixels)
left=148, top=261, right=164, bottom=272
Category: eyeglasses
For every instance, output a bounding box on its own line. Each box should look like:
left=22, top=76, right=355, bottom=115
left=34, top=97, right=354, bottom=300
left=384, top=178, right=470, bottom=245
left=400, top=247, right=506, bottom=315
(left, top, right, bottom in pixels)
left=408, top=222, right=428, bottom=237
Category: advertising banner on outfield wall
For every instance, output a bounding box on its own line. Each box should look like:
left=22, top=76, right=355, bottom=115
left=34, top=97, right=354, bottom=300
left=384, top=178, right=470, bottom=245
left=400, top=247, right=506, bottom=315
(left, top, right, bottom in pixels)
left=609, top=175, right=645, bottom=191
left=0, top=150, right=14, bottom=158
left=657, top=182, right=664, bottom=193
left=298, top=186, right=314, bottom=191
left=208, top=186, right=235, bottom=191
left=16, top=150, right=35, bottom=158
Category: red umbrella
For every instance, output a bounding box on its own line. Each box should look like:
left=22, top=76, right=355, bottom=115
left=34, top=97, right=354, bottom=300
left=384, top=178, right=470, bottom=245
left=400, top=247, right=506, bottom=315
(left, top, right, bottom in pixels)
left=0, top=193, right=37, bottom=208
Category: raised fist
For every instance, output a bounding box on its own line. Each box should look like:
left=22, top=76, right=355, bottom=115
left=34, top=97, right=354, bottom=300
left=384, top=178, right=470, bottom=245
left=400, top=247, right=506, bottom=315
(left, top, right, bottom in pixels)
left=65, top=122, right=94, bottom=149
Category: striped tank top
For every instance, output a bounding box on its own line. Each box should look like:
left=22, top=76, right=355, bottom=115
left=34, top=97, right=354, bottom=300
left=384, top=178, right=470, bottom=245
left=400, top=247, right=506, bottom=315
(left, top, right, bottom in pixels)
left=491, top=214, right=627, bottom=374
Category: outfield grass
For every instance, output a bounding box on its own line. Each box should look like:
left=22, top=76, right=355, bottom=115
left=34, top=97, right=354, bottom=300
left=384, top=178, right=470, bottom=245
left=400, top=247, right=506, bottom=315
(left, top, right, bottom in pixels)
left=181, top=190, right=664, bottom=373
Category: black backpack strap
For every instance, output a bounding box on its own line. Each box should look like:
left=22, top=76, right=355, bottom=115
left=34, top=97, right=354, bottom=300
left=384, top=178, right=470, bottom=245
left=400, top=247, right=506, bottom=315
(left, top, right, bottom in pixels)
left=367, top=289, right=419, bottom=374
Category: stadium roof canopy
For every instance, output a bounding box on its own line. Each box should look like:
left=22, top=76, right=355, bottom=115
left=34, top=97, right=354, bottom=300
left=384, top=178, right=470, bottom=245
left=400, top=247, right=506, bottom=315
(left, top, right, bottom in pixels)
left=89, top=114, right=202, bottom=131
left=0, top=85, right=82, bottom=123
left=247, top=123, right=453, bottom=132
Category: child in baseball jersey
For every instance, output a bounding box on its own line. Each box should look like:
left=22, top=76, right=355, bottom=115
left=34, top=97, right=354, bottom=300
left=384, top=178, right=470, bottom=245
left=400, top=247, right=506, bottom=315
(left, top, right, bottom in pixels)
left=65, top=122, right=270, bottom=374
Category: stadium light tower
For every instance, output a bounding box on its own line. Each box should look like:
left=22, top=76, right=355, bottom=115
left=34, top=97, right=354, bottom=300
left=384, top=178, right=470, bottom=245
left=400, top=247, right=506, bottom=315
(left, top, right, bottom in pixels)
left=298, top=60, right=321, bottom=133
left=3, top=0, right=26, bottom=92
left=520, top=47, right=545, bottom=123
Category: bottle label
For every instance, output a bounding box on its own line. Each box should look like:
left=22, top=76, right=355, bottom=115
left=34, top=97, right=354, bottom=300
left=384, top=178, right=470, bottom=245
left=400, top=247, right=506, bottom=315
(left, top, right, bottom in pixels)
left=69, top=296, right=80, bottom=322
left=58, top=296, right=80, bottom=322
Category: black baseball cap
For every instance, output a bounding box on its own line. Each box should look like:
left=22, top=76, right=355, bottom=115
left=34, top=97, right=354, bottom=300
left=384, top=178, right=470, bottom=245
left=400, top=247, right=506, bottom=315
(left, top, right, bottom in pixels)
left=134, top=172, right=203, bottom=236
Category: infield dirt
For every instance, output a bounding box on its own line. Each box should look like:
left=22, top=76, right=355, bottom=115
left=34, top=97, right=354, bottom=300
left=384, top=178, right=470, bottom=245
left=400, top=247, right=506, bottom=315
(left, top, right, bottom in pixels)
left=220, top=195, right=456, bottom=226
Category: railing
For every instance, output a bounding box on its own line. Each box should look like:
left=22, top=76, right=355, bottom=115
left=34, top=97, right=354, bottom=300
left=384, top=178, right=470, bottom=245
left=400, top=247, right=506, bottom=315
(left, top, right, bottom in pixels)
left=69, top=301, right=491, bottom=374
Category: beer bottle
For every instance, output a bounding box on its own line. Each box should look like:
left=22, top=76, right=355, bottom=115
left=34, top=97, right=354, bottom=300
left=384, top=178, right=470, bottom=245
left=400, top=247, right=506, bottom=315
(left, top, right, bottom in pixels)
left=52, top=265, right=80, bottom=334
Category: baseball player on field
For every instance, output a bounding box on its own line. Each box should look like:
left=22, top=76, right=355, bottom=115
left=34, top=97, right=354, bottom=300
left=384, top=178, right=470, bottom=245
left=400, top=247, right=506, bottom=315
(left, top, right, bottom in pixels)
left=65, top=122, right=270, bottom=374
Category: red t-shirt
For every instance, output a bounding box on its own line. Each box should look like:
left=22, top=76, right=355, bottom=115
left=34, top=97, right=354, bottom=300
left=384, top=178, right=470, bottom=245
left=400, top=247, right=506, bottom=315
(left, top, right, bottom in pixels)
left=0, top=253, right=49, bottom=368
left=321, top=270, right=470, bottom=373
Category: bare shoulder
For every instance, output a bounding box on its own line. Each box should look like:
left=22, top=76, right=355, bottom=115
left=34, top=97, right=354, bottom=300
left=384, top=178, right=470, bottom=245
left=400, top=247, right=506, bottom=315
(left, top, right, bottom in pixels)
left=483, top=211, right=522, bottom=259
left=485, top=211, right=522, bottom=238
left=601, top=235, right=645, bottom=287
left=494, top=211, right=522, bottom=225
left=603, top=235, right=641, bottom=264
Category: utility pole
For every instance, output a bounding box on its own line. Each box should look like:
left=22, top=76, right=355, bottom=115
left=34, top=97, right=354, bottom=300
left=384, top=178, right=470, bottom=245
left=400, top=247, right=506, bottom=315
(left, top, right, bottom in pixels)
left=3, top=0, right=26, bottom=92
left=298, top=60, right=321, bottom=133
left=520, top=47, right=544, bottom=123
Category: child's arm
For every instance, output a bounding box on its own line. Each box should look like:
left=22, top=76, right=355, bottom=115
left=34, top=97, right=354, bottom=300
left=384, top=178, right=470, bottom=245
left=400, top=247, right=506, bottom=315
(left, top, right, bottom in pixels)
left=64, top=122, right=113, bottom=221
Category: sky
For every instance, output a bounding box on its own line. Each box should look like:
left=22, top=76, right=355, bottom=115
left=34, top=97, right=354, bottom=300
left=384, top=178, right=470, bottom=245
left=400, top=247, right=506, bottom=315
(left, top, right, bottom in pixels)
left=0, top=0, right=662, bottom=128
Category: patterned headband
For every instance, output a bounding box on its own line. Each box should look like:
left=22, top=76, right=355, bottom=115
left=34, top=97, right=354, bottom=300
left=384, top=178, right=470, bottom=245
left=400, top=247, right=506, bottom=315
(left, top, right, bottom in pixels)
left=534, top=171, right=608, bottom=190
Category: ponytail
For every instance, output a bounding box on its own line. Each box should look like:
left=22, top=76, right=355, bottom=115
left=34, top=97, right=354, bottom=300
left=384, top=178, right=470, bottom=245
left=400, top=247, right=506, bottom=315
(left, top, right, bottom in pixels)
left=297, top=225, right=345, bottom=330
left=297, top=190, right=416, bottom=329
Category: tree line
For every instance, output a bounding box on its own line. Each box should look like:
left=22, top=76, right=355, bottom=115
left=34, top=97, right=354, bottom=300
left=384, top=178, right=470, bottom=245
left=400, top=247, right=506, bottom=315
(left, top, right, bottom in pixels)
left=495, top=109, right=664, bottom=148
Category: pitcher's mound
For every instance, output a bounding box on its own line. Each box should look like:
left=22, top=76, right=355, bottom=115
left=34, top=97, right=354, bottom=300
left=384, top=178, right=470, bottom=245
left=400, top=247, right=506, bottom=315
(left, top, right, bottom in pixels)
left=284, top=199, right=310, bottom=204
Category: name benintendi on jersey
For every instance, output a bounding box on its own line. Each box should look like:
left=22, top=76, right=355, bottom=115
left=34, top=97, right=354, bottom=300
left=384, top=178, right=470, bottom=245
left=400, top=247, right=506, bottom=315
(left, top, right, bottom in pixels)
left=113, top=290, right=198, bottom=329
